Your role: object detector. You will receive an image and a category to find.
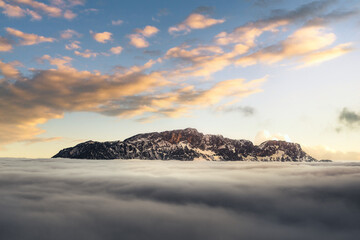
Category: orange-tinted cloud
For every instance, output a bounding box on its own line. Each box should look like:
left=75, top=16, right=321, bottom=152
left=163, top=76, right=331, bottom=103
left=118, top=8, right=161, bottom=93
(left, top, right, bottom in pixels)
left=63, top=9, right=76, bottom=19
left=14, top=0, right=62, bottom=17
left=299, top=43, right=353, bottom=68
left=0, top=0, right=25, bottom=17
left=1, top=0, right=82, bottom=20
left=236, top=26, right=353, bottom=67
left=74, top=49, right=98, bottom=58
left=6, top=27, right=55, bottom=45
left=90, top=31, right=113, bottom=43
left=110, top=46, right=123, bottom=55
left=65, top=40, right=81, bottom=50
left=215, top=20, right=288, bottom=46
left=0, top=36, right=12, bottom=51
left=0, top=56, right=265, bottom=146
left=128, top=26, right=159, bottom=48
left=169, top=13, right=225, bottom=34
left=136, top=25, right=159, bottom=37
left=0, top=60, right=21, bottom=79
left=0, top=61, right=169, bottom=145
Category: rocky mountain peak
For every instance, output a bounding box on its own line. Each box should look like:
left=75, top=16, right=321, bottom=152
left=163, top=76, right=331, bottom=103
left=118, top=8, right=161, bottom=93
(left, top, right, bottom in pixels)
left=53, top=128, right=317, bottom=162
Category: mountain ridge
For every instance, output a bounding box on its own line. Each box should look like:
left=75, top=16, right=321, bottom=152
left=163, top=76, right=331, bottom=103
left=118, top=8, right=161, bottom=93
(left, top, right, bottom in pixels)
left=52, top=128, right=317, bottom=162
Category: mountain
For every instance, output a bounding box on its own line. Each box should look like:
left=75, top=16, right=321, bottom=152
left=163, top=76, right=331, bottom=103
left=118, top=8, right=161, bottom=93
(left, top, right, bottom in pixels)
left=52, top=128, right=317, bottom=161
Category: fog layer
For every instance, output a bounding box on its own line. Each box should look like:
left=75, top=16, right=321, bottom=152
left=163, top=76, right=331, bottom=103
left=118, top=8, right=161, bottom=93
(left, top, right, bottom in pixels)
left=0, top=158, right=359, bottom=240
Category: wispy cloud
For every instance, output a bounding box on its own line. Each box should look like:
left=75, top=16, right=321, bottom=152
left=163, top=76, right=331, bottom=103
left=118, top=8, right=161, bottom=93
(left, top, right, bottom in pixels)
left=60, top=29, right=82, bottom=39
left=112, top=19, right=123, bottom=25
left=215, top=105, right=255, bottom=116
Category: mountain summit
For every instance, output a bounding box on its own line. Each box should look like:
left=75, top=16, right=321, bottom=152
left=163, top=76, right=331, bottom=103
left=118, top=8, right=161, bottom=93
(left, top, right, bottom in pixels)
left=52, top=128, right=316, bottom=161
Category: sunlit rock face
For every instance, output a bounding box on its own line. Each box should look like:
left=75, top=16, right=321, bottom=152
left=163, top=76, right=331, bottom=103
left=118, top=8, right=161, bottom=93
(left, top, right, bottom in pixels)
left=52, top=128, right=316, bottom=161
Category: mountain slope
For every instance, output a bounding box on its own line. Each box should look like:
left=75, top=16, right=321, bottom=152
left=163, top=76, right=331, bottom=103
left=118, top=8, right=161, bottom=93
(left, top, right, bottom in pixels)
left=52, top=128, right=316, bottom=161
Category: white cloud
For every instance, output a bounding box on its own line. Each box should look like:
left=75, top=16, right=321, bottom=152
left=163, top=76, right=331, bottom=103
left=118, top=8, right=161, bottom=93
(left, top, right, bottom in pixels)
left=254, top=130, right=292, bottom=145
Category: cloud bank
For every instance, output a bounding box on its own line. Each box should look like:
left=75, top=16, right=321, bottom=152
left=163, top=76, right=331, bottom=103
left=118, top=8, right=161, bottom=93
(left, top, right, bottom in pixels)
left=0, top=159, right=359, bottom=240
left=0, top=56, right=264, bottom=145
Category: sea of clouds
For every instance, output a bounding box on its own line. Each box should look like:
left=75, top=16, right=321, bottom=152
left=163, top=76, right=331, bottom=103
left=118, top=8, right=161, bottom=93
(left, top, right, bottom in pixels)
left=0, top=158, right=359, bottom=240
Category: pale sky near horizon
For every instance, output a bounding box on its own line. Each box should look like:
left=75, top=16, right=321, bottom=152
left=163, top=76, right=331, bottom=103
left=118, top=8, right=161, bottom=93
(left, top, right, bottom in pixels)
left=0, top=0, right=359, bottom=160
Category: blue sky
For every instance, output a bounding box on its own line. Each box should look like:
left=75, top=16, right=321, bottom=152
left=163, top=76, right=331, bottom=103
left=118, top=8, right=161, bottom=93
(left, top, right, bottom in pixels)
left=0, top=0, right=360, bottom=160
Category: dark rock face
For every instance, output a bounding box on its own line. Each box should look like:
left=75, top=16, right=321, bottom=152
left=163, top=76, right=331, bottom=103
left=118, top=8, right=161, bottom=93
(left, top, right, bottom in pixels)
left=52, top=128, right=317, bottom=161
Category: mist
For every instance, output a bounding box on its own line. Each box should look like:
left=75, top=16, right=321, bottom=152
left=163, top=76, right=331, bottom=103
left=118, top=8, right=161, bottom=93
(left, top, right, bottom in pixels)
left=0, top=158, right=359, bottom=240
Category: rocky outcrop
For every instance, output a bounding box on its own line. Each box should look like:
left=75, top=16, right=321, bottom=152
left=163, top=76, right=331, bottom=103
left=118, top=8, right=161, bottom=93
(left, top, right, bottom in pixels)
left=52, top=128, right=317, bottom=161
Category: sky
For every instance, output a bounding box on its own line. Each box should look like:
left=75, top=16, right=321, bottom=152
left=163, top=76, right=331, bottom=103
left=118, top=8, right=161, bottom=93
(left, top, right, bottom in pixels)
left=0, top=0, right=359, bottom=160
